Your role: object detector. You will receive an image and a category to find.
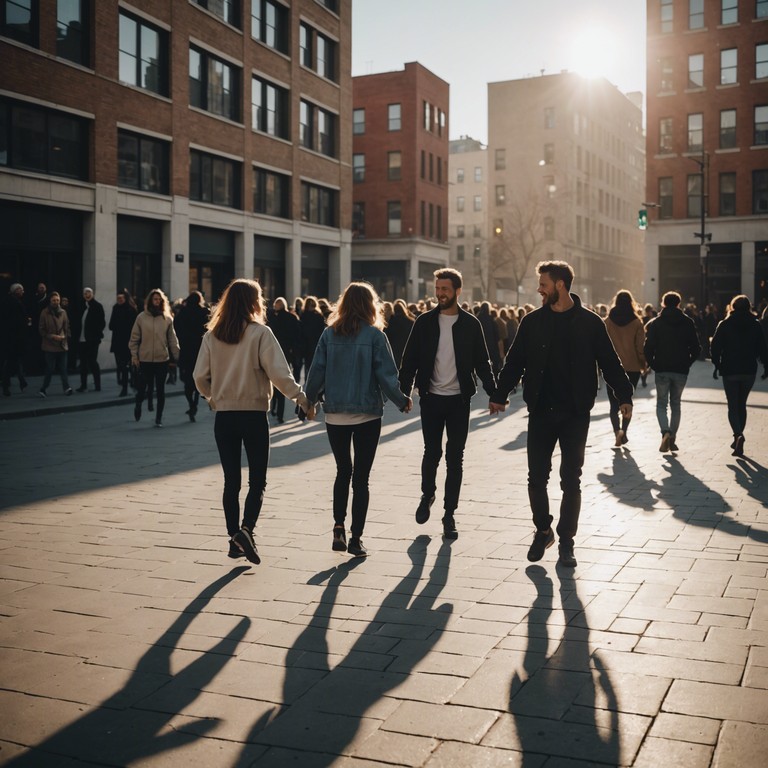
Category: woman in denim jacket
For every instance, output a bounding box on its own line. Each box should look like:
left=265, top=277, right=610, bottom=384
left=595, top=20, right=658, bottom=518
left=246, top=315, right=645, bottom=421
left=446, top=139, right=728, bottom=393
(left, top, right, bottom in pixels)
left=305, top=282, right=412, bottom=557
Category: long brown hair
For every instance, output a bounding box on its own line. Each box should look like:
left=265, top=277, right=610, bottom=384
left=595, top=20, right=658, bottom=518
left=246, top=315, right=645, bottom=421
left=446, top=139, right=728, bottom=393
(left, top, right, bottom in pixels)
left=207, top=279, right=265, bottom=344
left=327, top=282, right=383, bottom=337
left=144, top=288, right=172, bottom=319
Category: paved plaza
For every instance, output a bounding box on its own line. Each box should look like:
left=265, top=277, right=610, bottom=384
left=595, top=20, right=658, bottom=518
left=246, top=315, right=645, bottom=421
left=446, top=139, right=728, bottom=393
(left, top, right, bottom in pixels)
left=0, top=363, right=767, bottom=767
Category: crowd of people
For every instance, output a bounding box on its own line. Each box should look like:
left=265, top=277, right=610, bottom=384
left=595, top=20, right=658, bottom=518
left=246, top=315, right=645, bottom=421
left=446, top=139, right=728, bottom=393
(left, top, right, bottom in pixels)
left=2, top=267, right=767, bottom=568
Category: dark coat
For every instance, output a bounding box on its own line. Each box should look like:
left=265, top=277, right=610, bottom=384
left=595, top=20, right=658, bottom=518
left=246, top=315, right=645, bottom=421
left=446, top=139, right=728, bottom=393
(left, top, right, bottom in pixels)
left=384, top=313, right=414, bottom=368
left=644, top=307, right=701, bottom=374
left=174, top=303, right=210, bottom=370
left=109, top=302, right=138, bottom=355
left=492, top=293, right=633, bottom=413
left=1, top=294, right=29, bottom=357
left=399, top=306, right=496, bottom=401
left=710, top=310, right=768, bottom=377
left=268, top=309, right=301, bottom=358
left=300, top=310, right=326, bottom=360
left=72, top=299, right=106, bottom=344
left=477, top=311, right=501, bottom=366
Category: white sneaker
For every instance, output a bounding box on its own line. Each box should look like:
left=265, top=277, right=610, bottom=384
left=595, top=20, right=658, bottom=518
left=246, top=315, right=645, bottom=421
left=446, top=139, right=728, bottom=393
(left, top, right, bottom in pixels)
left=615, top=429, right=624, bottom=447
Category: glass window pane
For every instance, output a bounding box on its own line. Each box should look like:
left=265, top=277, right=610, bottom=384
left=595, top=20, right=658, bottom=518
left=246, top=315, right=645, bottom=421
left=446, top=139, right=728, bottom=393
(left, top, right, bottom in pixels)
left=118, top=132, right=139, bottom=188
left=48, top=114, right=82, bottom=178
left=12, top=105, right=46, bottom=172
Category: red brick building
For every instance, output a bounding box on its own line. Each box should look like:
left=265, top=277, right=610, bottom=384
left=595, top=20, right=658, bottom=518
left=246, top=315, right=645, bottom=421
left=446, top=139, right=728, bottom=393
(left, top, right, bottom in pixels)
left=0, top=0, right=352, bottom=346
left=646, top=0, right=768, bottom=309
left=351, top=62, right=449, bottom=302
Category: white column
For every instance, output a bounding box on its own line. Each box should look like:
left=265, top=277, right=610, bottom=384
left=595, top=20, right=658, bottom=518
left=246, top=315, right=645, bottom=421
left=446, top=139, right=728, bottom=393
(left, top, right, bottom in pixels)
left=168, top=197, right=190, bottom=300
left=239, top=217, right=254, bottom=280
left=287, top=227, right=302, bottom=299
left=742, top=241, right=755, bottom=299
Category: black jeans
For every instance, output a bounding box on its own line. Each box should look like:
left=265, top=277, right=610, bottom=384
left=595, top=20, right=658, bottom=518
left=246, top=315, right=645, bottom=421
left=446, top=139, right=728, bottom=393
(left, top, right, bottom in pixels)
left=527, top=409, right=591, bottom=546
left=607, top=370, right=640, bottom=433
left=136, top=362, right=168, bottom=421
left=214, top=411, right=269, bottom=536
left=78, top=340, right=101, bottom=388
left=114, top=351, right=131, bottom=389
left=419, top=393, right=470, bottom=513
left=180, top=366, right=199, bottom=412
left=326, top=418, right=382, bottom=537
left=722, top=374, right=755, bottom=436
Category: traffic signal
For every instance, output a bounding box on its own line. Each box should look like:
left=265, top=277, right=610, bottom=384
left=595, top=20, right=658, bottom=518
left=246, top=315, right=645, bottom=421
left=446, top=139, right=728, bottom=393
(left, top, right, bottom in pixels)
left=638, top=209, right=648, bottom=230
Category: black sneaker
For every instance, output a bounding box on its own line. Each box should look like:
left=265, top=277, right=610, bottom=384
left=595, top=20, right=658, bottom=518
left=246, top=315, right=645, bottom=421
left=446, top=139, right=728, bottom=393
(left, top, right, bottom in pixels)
left=134, top=404, right=141, bottom=422
left=228, top=541, right=245, bottom=559
left=332, top=525, right=347, bottom=552
left=442, top=514, right=458, bottom=540
left=415, top=494, right=435, bottom=524
left=527, top=528, right=555, bottom=562
left=558, top=544, right=577, bottom=568
left=347, top=537, right=367, bottom=557
left=76, top=385, right=87, bottom=392
left=732, top=435, right=745, bottom=457
left=232, top=526, right=260, bottom=564
left=659, top=432, right=671, bottom=452
left=65, top=387, right=73, bottom=396
left=38, top=390, right=47, bottom=398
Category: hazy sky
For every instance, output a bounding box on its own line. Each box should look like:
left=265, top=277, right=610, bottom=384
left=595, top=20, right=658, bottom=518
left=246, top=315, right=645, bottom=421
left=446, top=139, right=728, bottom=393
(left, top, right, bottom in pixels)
left=351, top=0, right=647, bottom=143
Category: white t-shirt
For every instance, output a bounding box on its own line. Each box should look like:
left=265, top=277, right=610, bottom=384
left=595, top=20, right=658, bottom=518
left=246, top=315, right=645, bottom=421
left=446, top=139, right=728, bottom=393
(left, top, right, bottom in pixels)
left=429, top=313, right=461, bottom=395
left=324, top=412, right=380, bottom=426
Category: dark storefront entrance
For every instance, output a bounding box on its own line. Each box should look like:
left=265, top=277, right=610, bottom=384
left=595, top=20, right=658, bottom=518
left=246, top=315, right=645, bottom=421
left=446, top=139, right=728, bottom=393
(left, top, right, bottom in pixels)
left=659, top=243, right=740, bottom=310
left=254, top=235, right=286, bottom=303
left=301, top=244, right=329, bottom=298
left=190, top=226, right=235, bottom=304
left=117, top=216, right=162, bottom=304
left=755, top=242, right=768, bottom=306
left=352, top=260, right=407, bottom=301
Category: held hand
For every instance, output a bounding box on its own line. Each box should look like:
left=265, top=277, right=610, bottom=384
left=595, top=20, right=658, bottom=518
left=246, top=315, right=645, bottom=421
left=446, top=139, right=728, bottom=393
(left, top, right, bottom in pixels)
left=489, top=401, right=506, bottom=416
left=305, top=403, right=316, bottom=421
left=619, top=403, right=633, bottom=420
left=402, top=396, right=413, bottom=414
left=131, top=358, right=140, bottom=368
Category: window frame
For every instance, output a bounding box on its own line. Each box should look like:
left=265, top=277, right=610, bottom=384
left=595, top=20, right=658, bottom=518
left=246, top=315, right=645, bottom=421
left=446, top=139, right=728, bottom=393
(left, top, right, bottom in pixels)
left=659, top=176, right=673, bottom=219
left=1, top=0, right=39, bottom=47
left=720, top=48, right=737, bottom=85
left=757, top=43, right=768, bottom=80
left=660, top=117, right=674, bottom=153
left=388, top=103, right=401, bottom=132
left=719, top=172, right=736, bottom=216
left=752, top=169, right=768, bottom=214
left=119, top=10, right=169, bottom=96
left=117, top=128, right=169, bottom=194
left=56, top=0, right=89, bottom=66
left=687, top=173, right=702, bottom=218
left=251, top=75, right=289, bottom=139
left=721, top=0, right=737, bottom=24
left=687, top=113, right=703, bottom=151
left=352, top=108, right=365, bottom=135
left=661, top=0, right=674, bottom=33
left=189, top=149, right=241, bottom=209
left=301, top=181, right=337, bottom=226
left=251, top=0, right=288, bottom=53
left=689, top=0, right=704, bottom=29
left=253, top=165, right=290, bottom=219
left=688, top=53, right=704, bottom=88
left=299, top=100, right=337, bottom=158
left=387, top=200, right=401, bottom=236
left=193, top=0, right=240, bottom=27
left=387, top=150, right=401, bottom=181
left=352, top=152, right=365, bottom=183
left=755, top=105, right=768, bottom=145
left=189, top=45, right=240, bottom=122
left=720, top=108, right=737, bottom=149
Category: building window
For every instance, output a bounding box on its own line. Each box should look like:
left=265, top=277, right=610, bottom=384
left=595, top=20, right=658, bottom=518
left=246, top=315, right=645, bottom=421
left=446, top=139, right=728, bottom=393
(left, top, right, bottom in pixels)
left=720, top=109, right=737, bottom=148
left=474, top=166, right=482, bottom=182
left=456, top=168, right=464, bottom=183
left=353, top=108, right=365, bottom=135
left=543, top=143, right=554, bottom=164
left=495, top=185, right=506, bottom=205
left=756, top=105, right=768, bottom=144
left=353, top=153, right=365, bottom=183
left=721, top=0, right=737, bottom=24
left=544, top=217, right=555, bottom=240
left=429, top=153, right=433, bottom=181
left=495, top=148, right=506, bottom=170
left=388, top=103, right=401, bottom=131
left=251, top=76, right=288, bottom=138
left=429, top=203, right=434, bottom=238
left=190, top=47, right=240, bottom=121
left=721, top=48, right=737, bottom=85
left=660, top=56, right=674, bottom=91
left=423, top=101, right=431, bottom=131
left=456, top=196, right=464, bottom=212
left=719, top=172, right=736, bottom=216
left=753, top=170, right=768, bottom=213
left=301, top=182, right=337, bottom=226
left=1, top=0, right=38, bottom=46
left=299, top=22, right=337, bottom=82
left=544, top=107, right=555, bottom=129
left=119, top=11, right=168, bottom=96
left=456, top=245, right=465, bottom=261
left=437, top=156, right=442, bottom=185
left=473, top=195, right=482, bottom=211
left=456, top=225, right=465, bottom=238
left=254, top=167, right=289, bottom=218
left=0, top=97, right=88, bottom=180
left=388, top=151, right=401, bottom=181
left=300, top=100, right=337, bottom=158
left=420, top=150, right=425, bottom=179
left=471, top=224, right=480, bottom=238
left=659, top=177, right=673, bottom=218
left=660, top=117, right=674, bottom=153
left=318, top=0, right=338, bottom=12
left=758, top=44, right=768, bottom=79
left=688, top=113, right=703, bottom=151
left=688, top=53, right=704, bottom=88
left=759, top=0, right=768, bottom=19
left=439, top=110, right=446, bottom=136
left=661, top=0, right=673, bottom=32
left=117, top=130, right=168, bottom=194
left=689, top=0, right=704, bottom=29
left=420, top=200, right=425, bottom=235
left=190, top=150, right=241, bottom=208
left=193, top=0, right=239, bottom=27
left=316, top=33, right=335, bottom=80
left=352, top=202, right=365, bottom=237
left=387, top=201, right=401, bottom=235
left=251, top=0, right=288, bottom=52
left=687, top=173, right=702, bottom=217
left=56, top=0, right=89, bottom=65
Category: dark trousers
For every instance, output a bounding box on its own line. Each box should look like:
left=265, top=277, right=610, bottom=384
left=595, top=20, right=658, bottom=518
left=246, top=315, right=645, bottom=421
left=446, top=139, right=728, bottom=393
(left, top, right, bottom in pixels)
left=326, top=418, right=382, bottom=538
left=419, top=393, right=470, bottom=513
left=78, top=340, right=101, bottom=388
left=42, top=351, right=70, bottom=391
left=214, top=411, right=269, bottom=536
left=527, top=409, right=591, bottom=546
left=270, top=390, right=285, bottom=420
left=180, top=366, right=199, bottom=412
left=114, top=351, right=131, bottom=389
left=607, top=370, right=640, bottom=433
left=136, top=362, right=167, bottom=421
left=723, top=374, right=755, bottom=436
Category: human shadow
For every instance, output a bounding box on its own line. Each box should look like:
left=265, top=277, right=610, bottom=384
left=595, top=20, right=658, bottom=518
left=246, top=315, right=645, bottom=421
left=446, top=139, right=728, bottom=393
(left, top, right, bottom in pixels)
left=597, top=448, right=660, bottom=511
left=509, top=565, right=620, bottom=767
left=730, top=457, right=768, bottom=509
left=233, top=535, right=454, bottom=765
left=5, top=567, right=252, bottom=766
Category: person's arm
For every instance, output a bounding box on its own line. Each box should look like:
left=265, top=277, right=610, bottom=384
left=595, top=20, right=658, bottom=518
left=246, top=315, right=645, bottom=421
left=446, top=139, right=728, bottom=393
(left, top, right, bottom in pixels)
left=260, top=327, right=309, bottom=411
left=192, top=334, right=212, bottom=400
left=492, top=318, right=527, bottom=404
left=471, top=319, right=496, bottom=396
left=373, top=331, right=410, bottom=410
left=128, top=316, right=141, bottom=363
left=166, top=319, right=180, bottom=363
left=398, top=316, right=420, bottom=395
left=596, top=320, right=633, bottom=406
left=710, top=322, right=723, bottom=373
left=304, top=329, right=328, bottom=404
left=634, top=320, right=647, bottom=370
left=687, top=319, right=702, bottom=366
left=643, top=320, right=656, bottom=369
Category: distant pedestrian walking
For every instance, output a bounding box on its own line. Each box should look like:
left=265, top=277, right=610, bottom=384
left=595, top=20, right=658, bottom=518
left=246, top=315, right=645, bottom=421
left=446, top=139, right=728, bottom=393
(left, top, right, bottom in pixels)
left=174, top=292, right=209, bottom=422
left=37, top=292, right=73, bottom=397
left=73, top=287, right=105, bottom=392
left=1, top=283, right=29, bottom=396
left=193, top=279, right=311, bottom=564
left=305, top=282, right=412, bottom=558
left=384, top=299, right=415, bottom=368
left=710, top=295, right=768, bottom=457
left=109, top=289, right=137, bottom=397
left=644, top=291, right=701, bottom=453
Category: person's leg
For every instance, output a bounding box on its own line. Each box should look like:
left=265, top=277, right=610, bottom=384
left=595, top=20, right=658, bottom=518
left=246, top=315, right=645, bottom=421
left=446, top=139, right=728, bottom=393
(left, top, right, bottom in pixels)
left=722, top=376, right=741, bottom=435
left=668, top=373, right=687, bottom=440
left=348, top=418, right=382, bottom=538
left=41, top=352, right=55, bottom=391
left=135, top=363, right=148, bottom=407
left=274, top=390, right=286, bottom=422
left=556, top=412, right=591, bottom=547
left=154, top=362, right=168, bottom=423
left=90, top=343, right=101, bottom=390
left=240, top=411, right=270, bottom=531
left=655, top=373, right=671, bottom=434
left=527, top=410, right=559, bottom=532
left=443, top=396, right=471, bottom=514
left=59, top=351, right=70, bottom=390
left=622, top=372, right=640, bottom=433
left=213, top=412, right=243, bottom=536
left=419, top=394, right=445, bottom=501
left=737, top=374, right=755, bottom=434
left=606, top=383, right=620, bottom=434
left=78, top=341, right=88, bottom=389
left=326, top=423, right=354, bottom=528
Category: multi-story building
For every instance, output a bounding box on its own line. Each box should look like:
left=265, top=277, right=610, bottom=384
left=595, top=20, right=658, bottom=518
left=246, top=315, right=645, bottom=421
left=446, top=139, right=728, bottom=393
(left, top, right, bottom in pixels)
left=488, top=73, right=645, bottom=307
left=448, top=136, right=487, bottom=301
left=0, top=0, right=352, bottom=353
left=351, top=61, right=449, bottom=302
left=646, top=0, right=768, bottom=309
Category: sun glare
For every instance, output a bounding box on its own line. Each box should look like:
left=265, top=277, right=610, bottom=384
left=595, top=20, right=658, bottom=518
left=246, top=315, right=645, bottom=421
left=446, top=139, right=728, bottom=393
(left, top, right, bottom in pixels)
left=569, top=26, right=616, bottom=80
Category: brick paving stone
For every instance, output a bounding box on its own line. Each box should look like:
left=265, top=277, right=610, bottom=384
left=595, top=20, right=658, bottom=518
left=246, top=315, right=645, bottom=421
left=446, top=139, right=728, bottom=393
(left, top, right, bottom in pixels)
left=423, top=742, right=534, bottom=767
left=382, top=700, right=498, bottom=743
left=647, top=712, right=721, bottom=744
left=711, top=721, right=768, bottom=767
left=663, top=680, right=768, bottom=722
left=632, top=736, right=713, bottom=768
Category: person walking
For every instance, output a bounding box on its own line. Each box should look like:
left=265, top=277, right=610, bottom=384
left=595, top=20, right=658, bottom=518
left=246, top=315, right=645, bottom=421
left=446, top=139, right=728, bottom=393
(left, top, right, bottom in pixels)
left=267, top=297, right=301, bottom=422
left=489, top=261, right=633, bottom=568
left=644, top=291, right=701, bottom=453
left=305, top=282, right=412, bottom=558
left=384, top=299, right=415, bottom=368
left=193, top=278, right=311, bottom=564
left=299, top=296, right=326, bottom=383
left=37, top=292, right=73, bottom=397
left=108, top=289, right=137, bottom=397
left=129, top=289, right=180, bottom=428
left=73, top=287, right=105, bottom=392
left=710, top=295, right=768, bottom=457
left=605, top=290, right=646, bottom=447
left=174, top=291, right=209, bottom=422
left=1, top=283, right=29, bottom=396
left=399, top=268, right=496, bottom=540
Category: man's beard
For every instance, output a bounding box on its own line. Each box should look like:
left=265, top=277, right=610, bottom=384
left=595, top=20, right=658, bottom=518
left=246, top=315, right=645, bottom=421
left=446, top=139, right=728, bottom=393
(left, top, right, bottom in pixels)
left=545, top=288, right=559, bottom=306
left=438, top=295, right=457, bottom=310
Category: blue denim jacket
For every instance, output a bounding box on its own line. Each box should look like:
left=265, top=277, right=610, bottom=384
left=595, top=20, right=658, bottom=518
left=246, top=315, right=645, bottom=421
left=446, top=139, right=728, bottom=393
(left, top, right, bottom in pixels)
left=305, top=325, right=409, bottom=415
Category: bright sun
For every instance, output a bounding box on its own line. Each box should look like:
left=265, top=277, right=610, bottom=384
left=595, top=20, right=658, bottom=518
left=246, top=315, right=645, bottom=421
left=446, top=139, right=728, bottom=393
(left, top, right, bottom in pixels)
left=569, top=26, right=616, bottom=80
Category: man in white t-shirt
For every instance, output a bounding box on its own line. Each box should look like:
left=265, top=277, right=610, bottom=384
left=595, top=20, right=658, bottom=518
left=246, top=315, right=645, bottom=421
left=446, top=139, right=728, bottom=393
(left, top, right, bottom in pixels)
left=399, top=269, right=496, bottom=539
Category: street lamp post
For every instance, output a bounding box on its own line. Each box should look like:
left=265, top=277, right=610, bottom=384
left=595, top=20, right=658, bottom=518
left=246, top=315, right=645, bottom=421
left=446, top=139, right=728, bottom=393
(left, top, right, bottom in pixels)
left=690, top=149, right=711, bottom=308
